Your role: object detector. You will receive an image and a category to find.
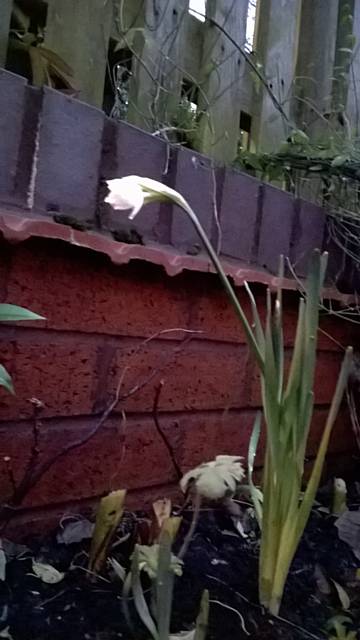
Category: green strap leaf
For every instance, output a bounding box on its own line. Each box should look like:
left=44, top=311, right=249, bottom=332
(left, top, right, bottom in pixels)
left=131, top=547, right=159, bottom=640
left=194, top=590, right=210, bottom=640
left=0, top=365, right=14, bottom=394
left=0, top=304, right=44, bottom=322
left=156, top=530, right=174, bottom=640
left=248, top=413, right=263, bottom=526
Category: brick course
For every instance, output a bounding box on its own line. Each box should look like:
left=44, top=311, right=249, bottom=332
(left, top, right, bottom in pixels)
left=0, top=237, right=357, bottom=517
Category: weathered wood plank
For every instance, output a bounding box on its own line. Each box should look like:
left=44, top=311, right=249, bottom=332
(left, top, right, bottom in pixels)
left=100, top=119, right=168, bottom=241
left=44, top=0, right=113, bottom=107
left=293, top=0, right=340, bottom=136
left=196, top=0, right=249, bottom=163
left=114, top=7, right=203, bottom=86
left=252, top=0, right=302, bottom=152
left=33, top=88, right=104, bottom=220
left=0, top=69, right=28, bottom=204
left=333, top=0, right=355, bottom=113
left=127, top=0, right=190, bottom=132
left=220, top=168, right=260, bottom=261
left=111, top=0, right=143, bottom=44
left=346, top=0, right=360, bottom=133
left=183, top=13, right=203, bottom=84
left=0, top=0, right=12, bottom=66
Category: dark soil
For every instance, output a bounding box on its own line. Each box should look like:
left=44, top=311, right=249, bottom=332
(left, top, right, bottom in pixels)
left=1, top=495, right=360, bottom=640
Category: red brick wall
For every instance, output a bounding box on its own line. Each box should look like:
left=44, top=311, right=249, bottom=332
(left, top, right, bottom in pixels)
left=0, top=237, right=358, bottom=525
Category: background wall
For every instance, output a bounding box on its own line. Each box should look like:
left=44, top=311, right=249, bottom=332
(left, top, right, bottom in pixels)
left=0, top=236, right=357, bottom=528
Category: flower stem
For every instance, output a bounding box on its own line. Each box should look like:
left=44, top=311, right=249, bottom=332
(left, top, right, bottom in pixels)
left=178, top=199, right=264, bottom=371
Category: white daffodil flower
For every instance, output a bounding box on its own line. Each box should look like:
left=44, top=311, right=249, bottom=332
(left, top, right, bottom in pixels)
left=180, top=455, right=245, bottom=500
left=104, top=176, right=187, bottom=220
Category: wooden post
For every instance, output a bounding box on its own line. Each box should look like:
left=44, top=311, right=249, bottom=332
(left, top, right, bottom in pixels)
left=333, top=0, right=355, bottom=113
left=127, top=0, right=190, bottom=132
left=0, top=0, right=12, bottom=67
left=347, top=0, right=360, bottom=134
left=196, top=0, right=249, bottom=164
left=44, top=0, right=113, bottom=107
left=251, top=0, right=302, bottom=152
left=292, top=0, right=340, bottom=137
left=346, top=2, right=360, bottom=138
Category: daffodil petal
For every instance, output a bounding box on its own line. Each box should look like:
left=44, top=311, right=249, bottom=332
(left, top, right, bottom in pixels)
left=104, top=178, right=144, bottom=218
left=104, top=175, right=189, bottom=217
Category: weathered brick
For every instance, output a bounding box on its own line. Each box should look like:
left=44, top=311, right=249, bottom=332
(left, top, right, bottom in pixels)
left=100, top=120, right=167, bottom=240
left=257, top=184, right=295, bottom=273
left=0, top=70, right=28, bottom=204
left=0, top=412, right=255, bottom=507
left=4, top=241, right=357, bottom=352
left=171, top=148, right=213, bottom=252
left=164, top=410, right=261, bottom=473
left=0, top=417, right=174, bottom=506
left=33, top=87, right=104, bottom=220
left=0, top=339, right=98, bottom=420
left=109, top=341, right=250, bottom=413
left=308, top=408, right=356, bottom=455
left=5, top=242, right=193, bottom=337
left=220, top=168, right=259, bottom=261
left=0, top=407, right=353, bottom=509
left=3, top=484, right=182, bottom=541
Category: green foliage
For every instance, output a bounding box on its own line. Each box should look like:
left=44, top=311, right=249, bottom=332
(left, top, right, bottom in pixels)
left=171, top=97, right=199, bottom=148
left=235, top=126, right=360, bottom=268
left=326, top=615, right=357, bottom=640
left=123, top=528, right=208, bottom=640
left=0, top=304, right=44, bottom=323
left=0, top=365, right=14, bottom=395
left=248, top=252, right=352, bottom=614
left=236, top=127, right=360, bottom=187
left=104, top=177, right=353, bottom=617
left=0, top=303, right=44, bottom=394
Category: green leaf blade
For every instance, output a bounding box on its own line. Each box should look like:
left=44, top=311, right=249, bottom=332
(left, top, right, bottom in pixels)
left=0, top=304, right=44, bottom=322
left=0, top=365, right=14, bottom=394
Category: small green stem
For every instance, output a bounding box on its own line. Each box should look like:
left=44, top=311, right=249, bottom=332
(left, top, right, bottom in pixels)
left=178, top=491, right=201, bottom=559
left=180, top=201, right=264, bottom=371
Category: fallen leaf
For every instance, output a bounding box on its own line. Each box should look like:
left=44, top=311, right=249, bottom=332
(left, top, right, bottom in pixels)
left=57, top=518, right=94, bottom=545
left=331, top=579, right=350, bottom=610
left=335, top=510, right=360, bottom=560
left=32, top=560, right=64, bottom=584
left=0, top=627, right=13, bottom=639
left=2, top=539, right=29, bottom=559
left=317, top=506, right=330, bottom=514
left=170, top=631, right=195, bottom=640
left=314, top=564, right=331, bottom=595
left=108, top=557, right=126, bottom=582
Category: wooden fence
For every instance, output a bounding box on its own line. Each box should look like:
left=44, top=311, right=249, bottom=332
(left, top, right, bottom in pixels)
left=1, top=0, right=360, bottom=164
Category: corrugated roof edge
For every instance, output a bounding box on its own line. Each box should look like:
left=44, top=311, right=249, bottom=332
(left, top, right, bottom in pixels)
left=0, top=210, right=353, bottom=305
